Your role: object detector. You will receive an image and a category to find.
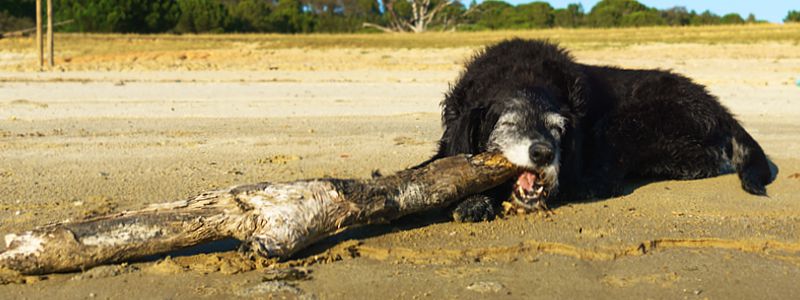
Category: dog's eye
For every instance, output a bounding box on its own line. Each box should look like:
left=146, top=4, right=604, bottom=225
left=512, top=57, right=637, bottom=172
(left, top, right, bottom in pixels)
left=551, top=126, right=565, bottom=138
left=544, top=113, right=567, bottom=138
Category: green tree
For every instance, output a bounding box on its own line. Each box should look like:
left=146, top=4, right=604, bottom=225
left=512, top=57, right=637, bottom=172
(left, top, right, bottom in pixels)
left=270, top=0, right=314, bottom=33
left=143, top=1, right=182, bottom=32
left=620, top=9, right=664, bottom=27
left=55, top=0, right=180, bottom=33
left=55, top=0, right=112, bottom=32
left=505, top=1, right=554, bottom=29
left=745, top=13, right=756, bottom=23
left=660, top=6, right=690, bottom=26
left=2, top=0, right=36, bottom=17
left=720, top=13, right=744, bottom=24
left=228, top=0, right=273, bottom=32
left=175, top=0, right=229, bottom=33
left=435, top=1, right=467, bottom=30
left=586, top=0, right=648, bottom=27
left=690, top=10, right=721, bottom=25
left=0, top=11, right=34, bottom=32
left=348, top=0, right=381, bottom=19
left=784, top=10, right=800, bottom=23
left=468, top=0, right=513, bottom=30
left=553, top=3, right=584, bottom=28
left=309, top=0, right=381, bottom=33
left=1, top=0, right=35, bottom=32
left=1, top=0, right=36, bottom=31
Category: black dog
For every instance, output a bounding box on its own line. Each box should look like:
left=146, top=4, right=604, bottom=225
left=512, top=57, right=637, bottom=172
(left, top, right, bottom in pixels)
left=417, top=39, right=774, bottom=222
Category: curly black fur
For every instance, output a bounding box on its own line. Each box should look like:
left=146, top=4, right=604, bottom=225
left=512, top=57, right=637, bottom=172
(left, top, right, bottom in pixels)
left=418, top=39, right=774, bottom=222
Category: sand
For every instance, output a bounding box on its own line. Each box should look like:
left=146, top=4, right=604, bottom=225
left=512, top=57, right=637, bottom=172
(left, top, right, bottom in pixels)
left=1, top=41, right=799, bottom=299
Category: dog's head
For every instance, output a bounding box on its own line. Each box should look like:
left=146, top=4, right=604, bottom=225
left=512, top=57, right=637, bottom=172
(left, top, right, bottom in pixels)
left=485, top=90, right=567, bottom=209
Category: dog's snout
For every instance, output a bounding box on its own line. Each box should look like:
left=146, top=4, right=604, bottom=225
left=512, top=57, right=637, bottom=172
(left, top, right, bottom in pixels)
left=530, top=143, right=554, bottom=165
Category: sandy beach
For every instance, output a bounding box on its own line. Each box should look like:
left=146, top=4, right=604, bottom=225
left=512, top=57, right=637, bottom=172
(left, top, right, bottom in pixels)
left=1, top=34, right=799, bottom=299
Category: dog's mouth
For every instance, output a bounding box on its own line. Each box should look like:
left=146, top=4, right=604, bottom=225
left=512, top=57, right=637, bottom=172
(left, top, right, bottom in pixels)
left=511, top=170, right=549, bottom=211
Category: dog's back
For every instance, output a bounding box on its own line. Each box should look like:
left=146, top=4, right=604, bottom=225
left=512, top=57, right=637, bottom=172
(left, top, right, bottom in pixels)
left=578, top=64, right=774, bottom=195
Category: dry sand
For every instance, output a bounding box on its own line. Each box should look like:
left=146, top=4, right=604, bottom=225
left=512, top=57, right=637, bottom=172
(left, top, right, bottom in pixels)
left=1, top=41, right=800, bottom=299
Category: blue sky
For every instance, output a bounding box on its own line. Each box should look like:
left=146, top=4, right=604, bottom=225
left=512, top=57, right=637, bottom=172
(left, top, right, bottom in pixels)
left=502, top=0, right=798, bottom=23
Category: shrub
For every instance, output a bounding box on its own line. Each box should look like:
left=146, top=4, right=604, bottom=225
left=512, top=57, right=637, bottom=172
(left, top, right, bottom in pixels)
left=55, top=0, right=180, bottom=33
left=690, top=10, right=721, bottom=26
left=228, top=0, right=273, bottom=32
left=785, top=10, right=800, bottom=23
left=553, top=3, right=584, bottom=28
left=620, top=9, right=665, bottom=27
left=269, top=0, right=315, bottom=33
left=0, top=10, right=34, bottom=32
left=660, top=6, right=690, bottom=26
left=720, top=13, right=744, bottom=25
left=507, top=2, right=554, bottom=29
left=175, top=0, right=229, bottom=33
left=586, top=0, right=648, bottom=27
left=468, top=0, right=513, bottom=30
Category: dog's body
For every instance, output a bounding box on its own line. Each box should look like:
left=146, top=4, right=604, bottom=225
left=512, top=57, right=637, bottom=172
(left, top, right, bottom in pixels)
left=419, top=39, right=774, bottom=222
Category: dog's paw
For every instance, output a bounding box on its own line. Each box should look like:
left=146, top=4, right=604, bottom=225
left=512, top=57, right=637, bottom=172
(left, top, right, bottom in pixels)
left=580, top=177, right=624, bottom=199
left=740, top=169, right=769, bottom=196
left=452, top=195, right=496, bottom=222
left=592, top=185, right=624, bottom=199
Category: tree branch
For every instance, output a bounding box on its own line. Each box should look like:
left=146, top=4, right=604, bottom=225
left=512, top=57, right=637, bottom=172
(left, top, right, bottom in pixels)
left=0, top=153, right=516, bottom=275
left=425, top=0, right=453, bottom=26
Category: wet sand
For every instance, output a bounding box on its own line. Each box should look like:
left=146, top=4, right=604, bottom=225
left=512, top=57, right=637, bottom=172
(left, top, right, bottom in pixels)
left=1, top=42, right=799, bottom=299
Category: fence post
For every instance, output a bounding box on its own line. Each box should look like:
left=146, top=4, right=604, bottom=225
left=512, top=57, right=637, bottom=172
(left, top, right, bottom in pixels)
left=36, top=0, right=43, bottom=70
left=47, top=0, right=54, bottom=68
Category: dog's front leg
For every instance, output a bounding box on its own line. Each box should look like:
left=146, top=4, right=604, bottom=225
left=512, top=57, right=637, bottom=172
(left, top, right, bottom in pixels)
left=582, top=174, right=625, bottom=199
left=450, top=182, right=513, bottom=222
left=579, top=153, right=628, bottom=199
left=451, top=194, right=497, bottom=222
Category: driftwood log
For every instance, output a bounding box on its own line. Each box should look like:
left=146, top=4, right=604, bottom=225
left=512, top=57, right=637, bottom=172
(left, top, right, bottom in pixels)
left=0, top=153, right=515, bottom=275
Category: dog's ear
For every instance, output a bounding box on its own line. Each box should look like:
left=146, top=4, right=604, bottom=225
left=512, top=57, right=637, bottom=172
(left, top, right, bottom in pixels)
left=543, top=60, right=588, bottom=118
left=566, top=75, right=588, bottom=117
left=441, top=107, right=491, bottom=155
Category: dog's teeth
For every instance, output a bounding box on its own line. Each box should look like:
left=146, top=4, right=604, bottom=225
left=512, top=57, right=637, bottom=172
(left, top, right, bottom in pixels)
left=536, top=186, right=544, bottom=194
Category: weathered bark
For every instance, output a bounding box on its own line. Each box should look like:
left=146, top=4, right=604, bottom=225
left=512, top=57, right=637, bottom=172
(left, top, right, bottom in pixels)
left=0, top=153, right=515, bottom=275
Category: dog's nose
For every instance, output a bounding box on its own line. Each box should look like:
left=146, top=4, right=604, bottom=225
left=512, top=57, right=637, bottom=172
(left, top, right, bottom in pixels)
left=530, top=143, right=554, bottom=165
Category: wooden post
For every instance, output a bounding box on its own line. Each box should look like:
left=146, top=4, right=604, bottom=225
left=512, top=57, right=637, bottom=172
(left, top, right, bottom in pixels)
left=47, top=0, right=54, bottom=68
left=35, top=0, right=43, bottom=69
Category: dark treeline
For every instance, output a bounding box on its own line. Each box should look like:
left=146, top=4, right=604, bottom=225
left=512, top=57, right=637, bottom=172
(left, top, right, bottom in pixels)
left=1, top=0, right=36, bottom=32
left=1, top=0, right=798, bottom=33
